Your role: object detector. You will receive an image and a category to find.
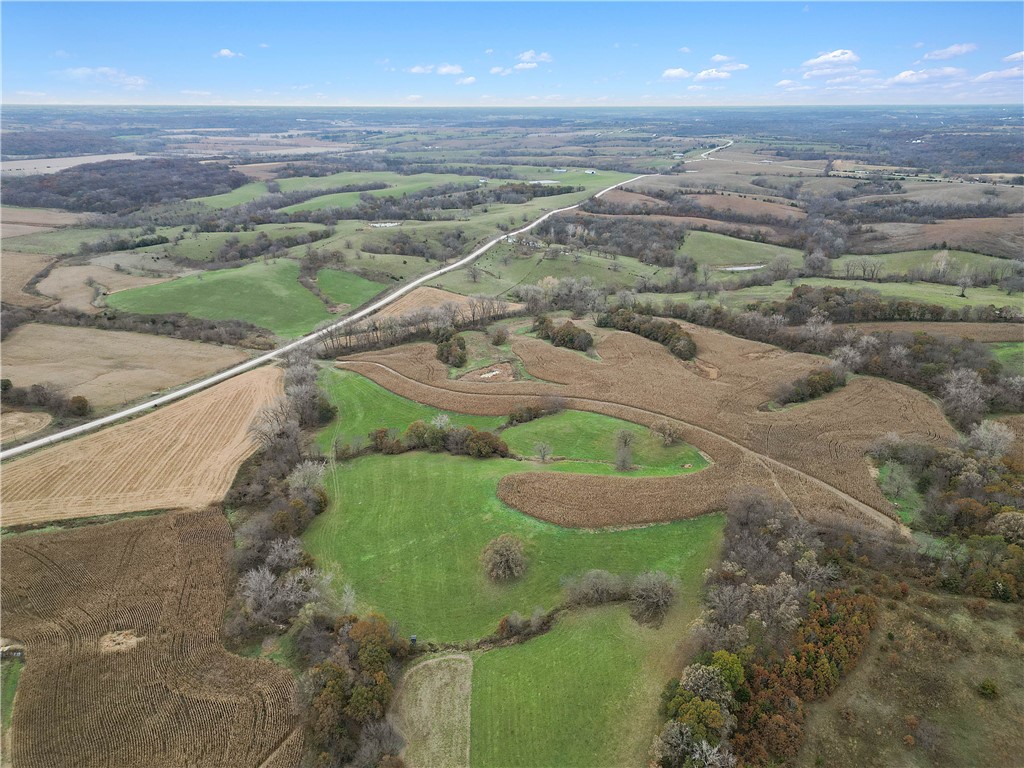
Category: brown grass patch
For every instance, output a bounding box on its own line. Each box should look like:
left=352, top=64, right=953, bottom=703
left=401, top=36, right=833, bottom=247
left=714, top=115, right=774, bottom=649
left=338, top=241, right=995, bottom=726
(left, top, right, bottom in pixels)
left=0, top=207, right=83, bottom=228
left=0, top=252, right=54, bottom=307
left=1, top=324, right=250, bottom=410
left=338, top=323, right=955, bottom=531
left=0, top=411, right=52, bottom=443
left=0, top=367, right=282, bottom=526
left=377, top=286, right=522, bottom=320
left=838, top=321, right=1024, bottom=343
left=35, top=264, right=169, bottom=314
left=232, top=161, right=288, bottom=180
left=0, top=508, right=299, bottom=766
left=853, top=216, right=1024, bottom=259
left=681, top=193, right=806, bottom=220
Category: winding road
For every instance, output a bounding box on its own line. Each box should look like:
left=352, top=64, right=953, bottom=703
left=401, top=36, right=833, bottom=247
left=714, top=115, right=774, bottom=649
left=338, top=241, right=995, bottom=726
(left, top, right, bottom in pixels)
left=0, top=174, right=651, bottom=461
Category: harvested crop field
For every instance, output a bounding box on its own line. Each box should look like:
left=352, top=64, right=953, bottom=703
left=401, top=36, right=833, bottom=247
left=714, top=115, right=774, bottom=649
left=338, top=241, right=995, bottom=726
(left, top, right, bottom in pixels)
left=853, top=216, right=1024, bottom=259
left=0, top=207, right=82, bottom=228
left=0, top=367, right=282, bottom=526
left=0, top=252, right=53, bottom=307
left=839, top=321, right=1024, bottom=343
left=0, top=411, right=52, bottom=443
left=338, top=323, right=955, bottom=531
left=35, top=264, right=169, bottom=313
left=0, top=324, right=250, bottom=410
left=377, top=285, right=523, bottom=320
left=0, top=508, right=300, bottom=767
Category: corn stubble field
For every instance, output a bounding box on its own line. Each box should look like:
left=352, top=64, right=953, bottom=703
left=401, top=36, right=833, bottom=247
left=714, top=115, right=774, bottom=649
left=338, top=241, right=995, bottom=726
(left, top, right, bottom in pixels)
left=0, top=509, right=302, bottom=768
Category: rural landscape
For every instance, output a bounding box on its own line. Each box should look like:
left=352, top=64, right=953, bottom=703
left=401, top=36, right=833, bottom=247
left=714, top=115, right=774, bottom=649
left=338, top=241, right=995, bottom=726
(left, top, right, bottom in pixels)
left=2, top=2, right=1023, bottom=767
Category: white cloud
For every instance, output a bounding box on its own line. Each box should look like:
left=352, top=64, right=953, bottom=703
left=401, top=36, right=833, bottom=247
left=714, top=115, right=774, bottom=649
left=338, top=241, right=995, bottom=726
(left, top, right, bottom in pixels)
left=710, top=54, right=732, bottom=63
left=803, top=66, right=857, bottom=79
left=886, top=67, right=965, bottom=85
left=456, top=76, right=476, bottom=85
left=721, top=62, right=748, bottom=72
left=973, top=66, right=1023, bottom=82
left=694, top=68, right=730, bottom=82
left=484, top=48, right=494, bottom=55
left=687, top=85, right=705, bottom=91
left=490, top=66, right=511, bottom=76
left=913, top=42, right=924, bottom=49
left=213, top=48, right=243, bottom=59
left=775, top=79, right=796, bottom=86
left=409, top=64, right=434, bottom=74
left=436, top=63, right=464, bottom=75
left=922, top=43, right=976, bottom=60
left=1004, top=51, right=1024, bottom=62
left=514, top=62, right=538, bottom=71
left=517, top=50, right=553, bottom=63
left=63, top=66, right=148, bottom=89
left=53, top=49, right=71, bottom=59
left=678, top=46, right=691, bottom=54
left=259, top=43, right=270, bottom=49
left=802, top=49, right=859, bottom=67
left=661, top=67, right=692, bottom=80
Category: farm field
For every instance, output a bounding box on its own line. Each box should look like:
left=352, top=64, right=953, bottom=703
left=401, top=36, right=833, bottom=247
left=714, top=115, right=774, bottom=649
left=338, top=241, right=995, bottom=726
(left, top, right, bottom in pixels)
left=0, top=252, right=52, bottom=307
left=0, top=227, right=115, bottom=256
left=679, top=229, right=802, bottom=267
left=35, top=263, right=169, bottom=313
left=0, top=411, right=52, bottom=444
left=314, top=267, right=386, bottom=308
left=392, top=655, right=472, bottom=768
left=337, top=321, right=956, bottom=531
left=305, top=448, right=723, bottom=642
left=989, top=341, right=1024, bottom=375
left=375, top=285, right=486, bottom=319
left=280, top=172, right=478, bottom=212
left=634, top=278, right=1019, bottom=312
left=107, top=258, right=331, bottom=337
left=830, top=248, right=1015, bottom=277
left=0, top=366, right=281, bottom=526
left=0, top=509, right=301, bottom=767
left=0, top=323, right=249, bottom=410
left=836, top=321, right=1024, bottom=343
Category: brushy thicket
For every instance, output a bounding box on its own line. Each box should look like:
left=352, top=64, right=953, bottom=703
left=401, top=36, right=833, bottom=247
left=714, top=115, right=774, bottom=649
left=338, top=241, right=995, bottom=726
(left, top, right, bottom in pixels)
left=597, top=308, right=697, bottom=360
left=533, top=316, right=594, bottom=351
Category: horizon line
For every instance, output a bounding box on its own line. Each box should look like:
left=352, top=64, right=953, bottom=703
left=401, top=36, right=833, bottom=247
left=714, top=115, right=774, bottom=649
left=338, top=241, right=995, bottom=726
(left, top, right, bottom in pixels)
left=4, top=101, right=1020, bottom=108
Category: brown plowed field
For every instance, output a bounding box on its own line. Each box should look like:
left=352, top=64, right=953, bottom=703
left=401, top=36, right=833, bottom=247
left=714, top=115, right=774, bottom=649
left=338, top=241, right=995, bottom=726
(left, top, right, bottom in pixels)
left=838, top=321, right=1023, bottom=343
left=339, top=322, right=955, bottom=531
left=0, top=207, right=83, bottom=228
left=0, top=367, right=282, bottom=526
left=853, top=216, right=1024, bottom=260
left=1, top=324, right=250, bottom=410
left=36, top=264, right=169, bottom=313
left=0, top=411, right=52, bottom=443
left=0, top=508, right=299, bottom=767
left=1, top=252, right=54, bottom=307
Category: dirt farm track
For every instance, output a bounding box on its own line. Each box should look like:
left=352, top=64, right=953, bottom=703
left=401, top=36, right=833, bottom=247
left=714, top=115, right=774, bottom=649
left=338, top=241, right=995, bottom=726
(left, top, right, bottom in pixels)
left=0, top=367, right=282, bottom=526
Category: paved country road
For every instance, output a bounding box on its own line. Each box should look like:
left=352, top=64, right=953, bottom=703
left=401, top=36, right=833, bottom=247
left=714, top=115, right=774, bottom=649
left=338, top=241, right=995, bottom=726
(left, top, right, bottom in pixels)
left=0, top=174, right=651, bottom=461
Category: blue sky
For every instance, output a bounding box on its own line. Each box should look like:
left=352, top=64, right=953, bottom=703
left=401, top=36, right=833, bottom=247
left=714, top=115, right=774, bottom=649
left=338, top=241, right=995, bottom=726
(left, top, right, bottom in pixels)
left=3, top=2, right=1022, bottom=105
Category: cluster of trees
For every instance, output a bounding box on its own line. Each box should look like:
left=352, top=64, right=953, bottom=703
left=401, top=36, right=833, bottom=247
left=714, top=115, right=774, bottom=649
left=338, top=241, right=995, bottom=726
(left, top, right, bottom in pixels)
left=532, top=316, right=594, bottom=351
left=298, top=613, right=409, bottom=767
left=0, top=379, right=90, bottom=419
left=211, top=228, right=334, bottom=264
left=652, top=490, right=874, bottom=766
left=336, top=413, right=510, bottom=461
left=74, top=230, right=170, bottom=256
left=434, top=328, right=468, bottom=367
left=539, top=214, right=687, bottom=266
left=596, top=308, right=697, bottom=360
left=513, top=276, right=607, bottom=318
left=0, top=303, right=275, bottom=349
left=3, top=158, right=247, bottom=212
left=563, top=569, right=677, bottom=625
left=846, top=197, right=1022, bottom=225
left=362, top=228, right=468, bottom=263
left=504, top=398, right=566, bottom=427
left=871, top=428, right=1024, bottom=601
left=315, top=296, right=519, bottom=359
left=631, top=296, right=1023, bottom=427
left=776, top=367, right=846, bottom=405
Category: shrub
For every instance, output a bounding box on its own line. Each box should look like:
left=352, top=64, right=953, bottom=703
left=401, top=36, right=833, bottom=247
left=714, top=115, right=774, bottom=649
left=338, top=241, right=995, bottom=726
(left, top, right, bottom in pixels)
left=630, top=571, right=676, bottom=625
left=436, top=334, right=468, bottom=367
left=465, top=428, right=509, bottom=458
left=68, top=395, right=90, bottom=417
left=978, top=678, right=999, bottom=699
left=490, top=326, right=509, bottom=346
left=565, top=569, right=628, bottom=605
left=481, top=534, right=527, bottom=581
left=597, top=308, right=696, bottom=360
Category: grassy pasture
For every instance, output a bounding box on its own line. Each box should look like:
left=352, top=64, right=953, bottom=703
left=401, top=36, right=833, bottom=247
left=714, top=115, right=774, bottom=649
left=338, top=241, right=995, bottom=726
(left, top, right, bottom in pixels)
left=989, top=341, right=1024, bottom=375
left=680, top=230, right=802, bottom=267
left=831, top=249, right=1012, bottom=276
left=314, top=268, right=386, bottom=308
left=0, top=227, right=118, bottom=256
left=306, top=370, right=721, bottom=642
left=279, top=172, right=477, bottom=213
left=107, top=258, right=330, bottom=337
left=1, top=658, right=22, bottom=732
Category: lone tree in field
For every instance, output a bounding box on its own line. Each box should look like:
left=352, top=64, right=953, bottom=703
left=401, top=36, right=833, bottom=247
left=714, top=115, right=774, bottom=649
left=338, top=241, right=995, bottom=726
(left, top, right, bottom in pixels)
left=535, top=442, right=552, bottom=463
left=615, top=429, right=635, bottom=471
left=630, top=571, right=676, bottom=625
left=653, top=419, right=681, bottom=447
left=481, top=534, right=527, bottom=581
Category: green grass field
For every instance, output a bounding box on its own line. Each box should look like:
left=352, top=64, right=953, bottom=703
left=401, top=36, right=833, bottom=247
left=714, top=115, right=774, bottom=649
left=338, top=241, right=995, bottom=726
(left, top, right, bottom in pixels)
left=471, top=603, right=714, bottom=768
left=832, top=249, right=1011, bottom=277
left=989, top=341, right=1024, bottom=375
left=107, top=258, right=330, bottom=337
left=679, top=230, right=803, bottom=267
left=635, top=277, right=1019, bottom=312
left=0, top=227, right=119, bottom=256
left=1, top=657, right=22, bottom=731
left=502, top=409, right=708, bottom=476
left=314, top=268, right=386, bottom=307
left=307, top=370, right=721, bottom=642
left=280, top=172, right=477, bottom=213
